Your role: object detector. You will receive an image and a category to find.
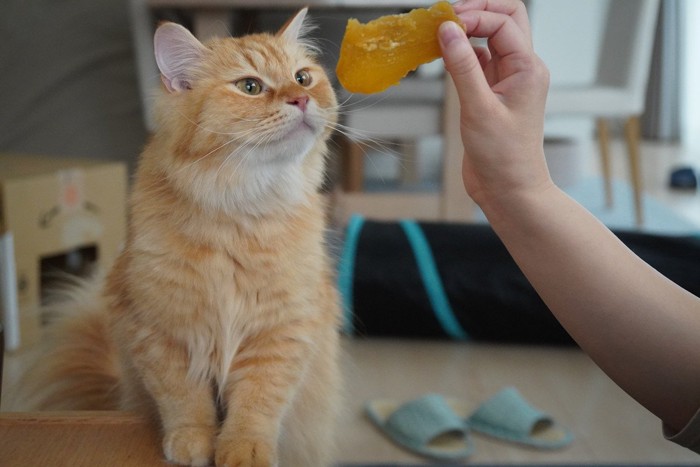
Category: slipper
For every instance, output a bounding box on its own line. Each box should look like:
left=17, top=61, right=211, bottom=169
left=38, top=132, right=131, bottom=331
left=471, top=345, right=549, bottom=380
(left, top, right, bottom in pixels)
left=466, top=387, right=574, bottom=449
left=365, top=393, right=474, bottom=461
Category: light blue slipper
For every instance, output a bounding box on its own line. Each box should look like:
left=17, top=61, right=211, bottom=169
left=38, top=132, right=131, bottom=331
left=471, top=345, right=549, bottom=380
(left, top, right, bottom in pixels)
left=466, top=387, right=574, bottom=449
left=365, top=394, right=474, bottom=461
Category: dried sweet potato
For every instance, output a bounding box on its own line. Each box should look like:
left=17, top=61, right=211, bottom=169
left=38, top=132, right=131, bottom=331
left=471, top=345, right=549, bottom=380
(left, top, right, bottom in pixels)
left=336, top=1, right=463, bottom=94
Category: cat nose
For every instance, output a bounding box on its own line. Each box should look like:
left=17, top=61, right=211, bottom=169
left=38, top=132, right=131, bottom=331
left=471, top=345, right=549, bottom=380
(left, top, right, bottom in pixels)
left=287, top=95, right=309, bottom=112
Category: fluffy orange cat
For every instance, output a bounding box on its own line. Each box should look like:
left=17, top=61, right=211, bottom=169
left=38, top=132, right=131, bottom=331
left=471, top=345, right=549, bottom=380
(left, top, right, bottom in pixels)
left=14, top=9, right=342, bottom=467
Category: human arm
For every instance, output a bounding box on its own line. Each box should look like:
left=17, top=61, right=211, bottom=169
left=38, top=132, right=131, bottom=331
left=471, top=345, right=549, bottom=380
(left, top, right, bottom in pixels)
left=439, top=0, right=700, bottom=433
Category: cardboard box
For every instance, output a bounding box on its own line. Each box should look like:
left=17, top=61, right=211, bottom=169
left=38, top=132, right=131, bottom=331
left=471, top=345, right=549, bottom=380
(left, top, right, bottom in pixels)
left=0, top=154, right=127, bottom=351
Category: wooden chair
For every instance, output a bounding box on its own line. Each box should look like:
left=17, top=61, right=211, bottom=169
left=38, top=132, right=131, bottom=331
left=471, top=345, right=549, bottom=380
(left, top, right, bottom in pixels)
left=540, top=0, right=661, bottom=225
left=333, top=73, right=472, bottom=224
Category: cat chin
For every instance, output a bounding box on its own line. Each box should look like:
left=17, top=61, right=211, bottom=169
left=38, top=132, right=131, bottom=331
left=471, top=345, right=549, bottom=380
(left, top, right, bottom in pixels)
left=174, top=116, right=323, bottom=216
left=219, top=167, right=311, bottom=217
left=257, top=130, right=318, bottom=166
left=181, top=144, right=317, bottom=217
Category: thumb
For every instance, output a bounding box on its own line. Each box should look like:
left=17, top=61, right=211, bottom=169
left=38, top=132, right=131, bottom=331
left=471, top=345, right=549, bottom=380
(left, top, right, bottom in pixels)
left=438, top=21, right=490, bottom=108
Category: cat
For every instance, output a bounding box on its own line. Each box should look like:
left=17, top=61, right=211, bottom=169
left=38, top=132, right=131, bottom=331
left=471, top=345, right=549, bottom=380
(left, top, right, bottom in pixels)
left=14, top=8, right=342, bottom=467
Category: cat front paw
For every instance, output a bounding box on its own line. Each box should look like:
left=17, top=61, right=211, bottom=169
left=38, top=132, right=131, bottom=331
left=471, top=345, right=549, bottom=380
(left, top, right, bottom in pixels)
left=163, top=425, right=216, bottom=466
left=215, top=437, right=277, bottom=467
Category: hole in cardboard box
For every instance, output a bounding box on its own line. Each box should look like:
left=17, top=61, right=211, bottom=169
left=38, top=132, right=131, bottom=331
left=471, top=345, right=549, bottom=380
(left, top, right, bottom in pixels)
left=40, top=245, right=99, bottom=310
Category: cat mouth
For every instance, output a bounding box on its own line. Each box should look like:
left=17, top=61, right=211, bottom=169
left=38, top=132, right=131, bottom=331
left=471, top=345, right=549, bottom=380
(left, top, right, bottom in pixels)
left=259, top=112, right=321, bottom=150
left=285, top=115, right=318, bottom=138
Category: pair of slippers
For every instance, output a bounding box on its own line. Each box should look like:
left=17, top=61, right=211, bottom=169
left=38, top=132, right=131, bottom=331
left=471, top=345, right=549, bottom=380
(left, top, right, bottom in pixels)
left=365, top=387, right=573, bottom=461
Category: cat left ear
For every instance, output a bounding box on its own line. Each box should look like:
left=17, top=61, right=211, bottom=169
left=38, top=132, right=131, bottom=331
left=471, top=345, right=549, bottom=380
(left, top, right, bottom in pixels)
left=278, top=7, right=309, bottom=42
left=154, top=22, right=207, bottom=93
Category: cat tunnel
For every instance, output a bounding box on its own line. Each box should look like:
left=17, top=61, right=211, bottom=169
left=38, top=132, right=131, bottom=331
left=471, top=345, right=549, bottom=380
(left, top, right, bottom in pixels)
left=338, top=216, right=700, bottom=344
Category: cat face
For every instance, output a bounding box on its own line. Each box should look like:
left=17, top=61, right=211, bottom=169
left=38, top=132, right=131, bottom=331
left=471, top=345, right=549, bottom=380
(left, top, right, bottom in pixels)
left=189, top=32, right=336, bottom=165
left=151, top=10, right=337, bottom=216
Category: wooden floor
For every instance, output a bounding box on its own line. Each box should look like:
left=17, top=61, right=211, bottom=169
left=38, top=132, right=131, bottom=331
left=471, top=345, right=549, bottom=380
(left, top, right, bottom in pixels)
left=3, top=338, right=698, bottom=465
left=337, top=338, right=699, bottom=464
left=593, top=138, right=700, bottom=228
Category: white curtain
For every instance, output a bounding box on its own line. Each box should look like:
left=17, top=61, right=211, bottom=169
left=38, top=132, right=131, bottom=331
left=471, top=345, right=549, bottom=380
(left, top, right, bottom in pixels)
left=643, top=0, right=682, bottom=141
left=680, top=0, right=700, bottom=152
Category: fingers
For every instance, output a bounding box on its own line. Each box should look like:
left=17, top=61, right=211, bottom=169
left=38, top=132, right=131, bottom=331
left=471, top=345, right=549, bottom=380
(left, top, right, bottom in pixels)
left=458, top=10, right=532, bottom=58
left=438, top=21, right=492, bottom=110
left=474, top=46, right=492, bottom=70
left=440, top=0, right=535, bottom=107
left=454, top=0, right=531, bottom=40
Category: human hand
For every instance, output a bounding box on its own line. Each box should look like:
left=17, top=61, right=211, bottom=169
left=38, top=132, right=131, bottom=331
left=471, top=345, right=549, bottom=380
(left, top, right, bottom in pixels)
left=439, top=0, right=552, bottom=213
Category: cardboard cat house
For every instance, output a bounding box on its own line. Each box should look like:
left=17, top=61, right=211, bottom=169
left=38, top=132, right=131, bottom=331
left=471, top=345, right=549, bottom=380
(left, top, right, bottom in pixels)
left=0, top=154, right=127, bottom=351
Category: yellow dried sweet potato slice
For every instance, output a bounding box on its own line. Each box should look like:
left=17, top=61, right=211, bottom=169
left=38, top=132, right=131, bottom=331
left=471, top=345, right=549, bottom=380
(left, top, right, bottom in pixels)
left=336, top=1, right=463, bottom=94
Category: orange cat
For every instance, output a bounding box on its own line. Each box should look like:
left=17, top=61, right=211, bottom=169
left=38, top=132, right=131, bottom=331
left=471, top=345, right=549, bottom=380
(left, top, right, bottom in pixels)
left=14, top=9, right=342, bottom=466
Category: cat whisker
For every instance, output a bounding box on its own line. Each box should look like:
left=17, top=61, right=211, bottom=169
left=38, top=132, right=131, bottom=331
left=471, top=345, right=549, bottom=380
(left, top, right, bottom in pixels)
left=136, top=132, right=257, bottom=196
left=326, top=121, right=397, bottom=154
left=333, top=92, right=393, bottom=114
left=172, top=108, right=266, bottom=136
left=178, top=138, right=241, bottom=176
left=324, top=120, right=411, bottom=184
left=213, top=129, right=280, bottom=182
left=216, top=135, right=267, bottom=180
left=222, top=133, right=275, bottom=184
left=309, top=35, right=341, bottom=52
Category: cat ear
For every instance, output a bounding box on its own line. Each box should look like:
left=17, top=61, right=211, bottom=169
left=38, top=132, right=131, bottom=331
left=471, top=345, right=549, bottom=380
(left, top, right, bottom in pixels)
left=278, top=8, right=309, bottom=42
left=154, top=22, right=207, bottom=93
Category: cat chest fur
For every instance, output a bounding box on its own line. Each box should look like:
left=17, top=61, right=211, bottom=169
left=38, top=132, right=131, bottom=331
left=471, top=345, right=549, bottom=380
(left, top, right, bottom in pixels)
left=107, top=211, right=327, bottom=393
left=184, top=241, right=324, bottom=388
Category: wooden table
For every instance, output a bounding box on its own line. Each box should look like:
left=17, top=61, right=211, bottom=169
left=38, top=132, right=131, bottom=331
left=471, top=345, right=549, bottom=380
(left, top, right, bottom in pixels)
left=0, top=411, right=167, bottom=467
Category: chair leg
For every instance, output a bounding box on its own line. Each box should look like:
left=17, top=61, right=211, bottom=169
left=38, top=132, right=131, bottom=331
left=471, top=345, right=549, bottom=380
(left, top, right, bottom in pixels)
left=624, top=116, right=644, bottom=226
left=341, top=138, right=365, bottom=192
left=596, top=118, right=613, bottom=208
left=399, top=141, right=420, bottom=187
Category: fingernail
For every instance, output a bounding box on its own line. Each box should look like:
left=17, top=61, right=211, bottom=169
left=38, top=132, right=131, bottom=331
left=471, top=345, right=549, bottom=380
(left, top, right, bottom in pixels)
left=439, top=21, right=464, bottom=47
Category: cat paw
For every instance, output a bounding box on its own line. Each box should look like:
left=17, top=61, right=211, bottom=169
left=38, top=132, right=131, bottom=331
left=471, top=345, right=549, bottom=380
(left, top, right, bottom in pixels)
left=163, top=425, right=216, bottom=466
left=214, top=438, right=277, bottom=467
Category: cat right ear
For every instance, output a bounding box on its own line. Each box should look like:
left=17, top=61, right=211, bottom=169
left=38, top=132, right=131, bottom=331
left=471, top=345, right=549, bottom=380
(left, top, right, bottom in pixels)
left=278, top=7, right=309, bottom=42
left=154, top=22, right=207, bottom=93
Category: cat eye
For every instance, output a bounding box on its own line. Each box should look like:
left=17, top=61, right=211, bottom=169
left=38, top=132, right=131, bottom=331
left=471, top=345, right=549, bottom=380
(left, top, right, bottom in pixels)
left=235, top=78, right=263, bottom=95
left=295, top=69, right=312, bottom=87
